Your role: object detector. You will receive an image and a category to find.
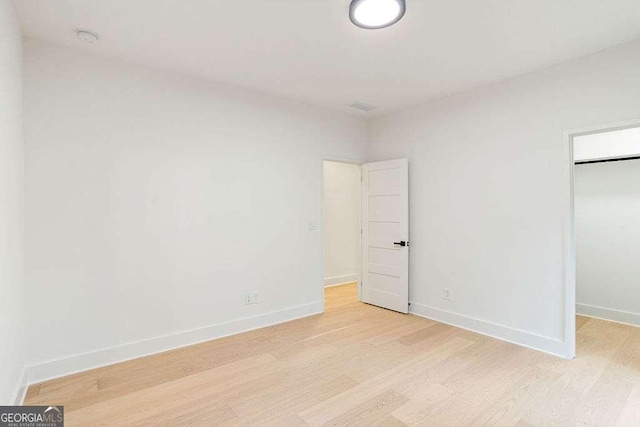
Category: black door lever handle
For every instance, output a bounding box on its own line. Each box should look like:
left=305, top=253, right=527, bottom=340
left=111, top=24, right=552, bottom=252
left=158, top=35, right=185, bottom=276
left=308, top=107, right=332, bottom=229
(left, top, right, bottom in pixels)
left=393, top=241, right=407, bottom=247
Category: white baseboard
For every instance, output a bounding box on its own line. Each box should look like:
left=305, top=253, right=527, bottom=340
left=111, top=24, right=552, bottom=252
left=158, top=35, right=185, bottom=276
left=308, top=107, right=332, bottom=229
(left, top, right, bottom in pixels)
left=27, top=301, right=323, bottom=385
left=409, top=302, right=569, bottom=359
left=10, top=367, right=28, bottom=405
left=577, top=303, right=640, bottom=327
left=324, top=274, right=359, bottom=287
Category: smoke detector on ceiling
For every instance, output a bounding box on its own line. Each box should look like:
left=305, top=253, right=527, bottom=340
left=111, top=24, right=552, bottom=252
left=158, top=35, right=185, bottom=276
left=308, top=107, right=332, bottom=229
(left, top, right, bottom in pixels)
left=348, top=101, right=377, bottom=112
left=76, top=30, right=99, bottom=44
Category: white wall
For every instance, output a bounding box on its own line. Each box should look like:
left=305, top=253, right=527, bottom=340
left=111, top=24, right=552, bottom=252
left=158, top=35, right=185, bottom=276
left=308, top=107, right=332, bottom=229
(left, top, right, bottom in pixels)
left=575, top=159, right=640, bottom=325
left=368, top=38, right=640, bottom=357
left=323, top=161, right=360, bottom=287
left=24, top=40, right=367, bottom=381
left=574, top=126, right=640, bottom=162
left=0, top=0, right=25, bottom=404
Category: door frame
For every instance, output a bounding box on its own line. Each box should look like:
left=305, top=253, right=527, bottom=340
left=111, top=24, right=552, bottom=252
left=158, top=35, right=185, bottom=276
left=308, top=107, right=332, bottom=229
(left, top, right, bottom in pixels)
left=563, top=117, right=640, bottom=359
left=321, top=157, right=363, bottom=312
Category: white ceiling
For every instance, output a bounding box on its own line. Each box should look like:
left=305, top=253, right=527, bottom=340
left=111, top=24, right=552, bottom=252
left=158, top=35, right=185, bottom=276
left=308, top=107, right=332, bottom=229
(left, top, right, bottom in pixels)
left=15, top=0, right=640, bottom=117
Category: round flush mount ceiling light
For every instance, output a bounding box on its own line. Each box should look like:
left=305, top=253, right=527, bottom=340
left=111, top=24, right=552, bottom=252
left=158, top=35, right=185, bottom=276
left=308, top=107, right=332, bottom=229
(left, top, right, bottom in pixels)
left=76, top=30, right=99, bottom=44
left=349, top=0, right=406, bottom=29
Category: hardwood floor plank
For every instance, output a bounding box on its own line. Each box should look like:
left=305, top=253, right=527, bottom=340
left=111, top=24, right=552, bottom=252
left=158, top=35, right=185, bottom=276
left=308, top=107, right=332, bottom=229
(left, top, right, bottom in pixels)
left=234, top=375, right=358, bottom=425
left=133, top=398, right=238, bottom=426
left=391, top=383, right=456, bottom=425
left=365, top=318, right=433, bottom=346
left=615, top=384, right=640, bottom=427
left=576, top=315, right=591, bottom=331
left=374, top=416, right=408, bottom=427
left=28, top=376, right=100, bottom=408
left=396, top=322, right=452, bottom=346
left=605, top=327, right=640, bottom=384
left=65, top=354, right=278, bottom=425
left=24, top=383, right=40, bottom=401
left=24, top=283, right=640, bottom=426
left=467, top=366, right=561, bottom=426
left=574, top=374, right=633, bottom=427
left=324, top=389, right=409, bottom=427
left=298, top=337, right=475, bottom=425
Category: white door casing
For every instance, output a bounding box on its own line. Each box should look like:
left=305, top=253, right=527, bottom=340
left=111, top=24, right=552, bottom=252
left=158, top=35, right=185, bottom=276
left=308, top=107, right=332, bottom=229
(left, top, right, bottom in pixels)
left=361, top=159, right=409, bottom=313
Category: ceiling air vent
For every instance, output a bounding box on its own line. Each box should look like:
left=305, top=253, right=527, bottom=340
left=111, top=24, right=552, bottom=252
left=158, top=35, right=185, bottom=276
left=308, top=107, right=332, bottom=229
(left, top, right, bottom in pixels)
left=348, top=101, right=377, bottom=112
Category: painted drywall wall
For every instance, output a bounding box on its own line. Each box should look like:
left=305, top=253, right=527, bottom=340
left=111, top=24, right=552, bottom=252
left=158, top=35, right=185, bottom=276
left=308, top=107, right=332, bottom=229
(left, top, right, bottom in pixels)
left=23, top=40, right=367, bottom=381
left=323, top=161, right=360, bottom=287
left=368, top=38, right=640, bottom=357
left=0, top=0, right=25, bottom=404
left=574, top=127, right=640, bottom=162
left=575, top=159, right=640, bottom=325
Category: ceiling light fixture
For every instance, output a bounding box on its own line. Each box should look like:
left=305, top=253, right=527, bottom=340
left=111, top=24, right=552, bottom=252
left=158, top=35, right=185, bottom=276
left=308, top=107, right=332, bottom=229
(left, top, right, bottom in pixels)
left=349, top=0, right=406, bottom=29
left=76, top=30, right=99, bottom=44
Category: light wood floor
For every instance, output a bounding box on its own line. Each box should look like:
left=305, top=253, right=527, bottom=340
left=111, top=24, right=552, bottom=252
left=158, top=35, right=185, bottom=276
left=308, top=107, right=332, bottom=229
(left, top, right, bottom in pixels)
left=25, top=283, right=640, bottom=426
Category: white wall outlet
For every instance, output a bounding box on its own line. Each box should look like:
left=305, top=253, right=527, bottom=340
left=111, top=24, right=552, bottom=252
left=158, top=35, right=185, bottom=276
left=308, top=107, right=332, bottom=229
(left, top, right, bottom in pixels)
left=443, top=288, right=451, bottom=301
left=245, top=293, right=259, bottom=305
left=307, top=220, right=318, bottom=231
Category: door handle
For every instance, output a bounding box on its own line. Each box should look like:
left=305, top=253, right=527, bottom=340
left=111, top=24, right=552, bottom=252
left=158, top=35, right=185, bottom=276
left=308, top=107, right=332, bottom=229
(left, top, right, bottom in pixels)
left=393, top=241, right=407, bottom=247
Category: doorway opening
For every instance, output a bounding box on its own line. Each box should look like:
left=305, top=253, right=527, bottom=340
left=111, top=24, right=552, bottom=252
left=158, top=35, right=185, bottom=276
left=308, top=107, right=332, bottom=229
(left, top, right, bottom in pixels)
left=321, top=158, right=410, bottom=314
left=567, top=119, right=640, bottom=358
left=322, top=160, right=362, bottom=311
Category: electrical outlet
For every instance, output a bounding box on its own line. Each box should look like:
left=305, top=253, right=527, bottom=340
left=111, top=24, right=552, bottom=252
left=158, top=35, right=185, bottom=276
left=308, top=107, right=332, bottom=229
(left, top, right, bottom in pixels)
left=245, top=293, right=259, bottom=305
left=443, top=288, right=451, bottom=301
left=308, top=220, right=318, bottom=231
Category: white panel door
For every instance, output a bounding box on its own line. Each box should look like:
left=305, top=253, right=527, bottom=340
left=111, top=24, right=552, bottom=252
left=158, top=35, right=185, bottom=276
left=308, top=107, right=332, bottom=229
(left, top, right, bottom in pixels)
left=361, top=159, right=409, bottom=313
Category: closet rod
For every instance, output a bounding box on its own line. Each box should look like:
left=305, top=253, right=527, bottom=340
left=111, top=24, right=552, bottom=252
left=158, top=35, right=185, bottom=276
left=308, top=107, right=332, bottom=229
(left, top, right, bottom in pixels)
left=575, top=155, right=640, bottom=165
